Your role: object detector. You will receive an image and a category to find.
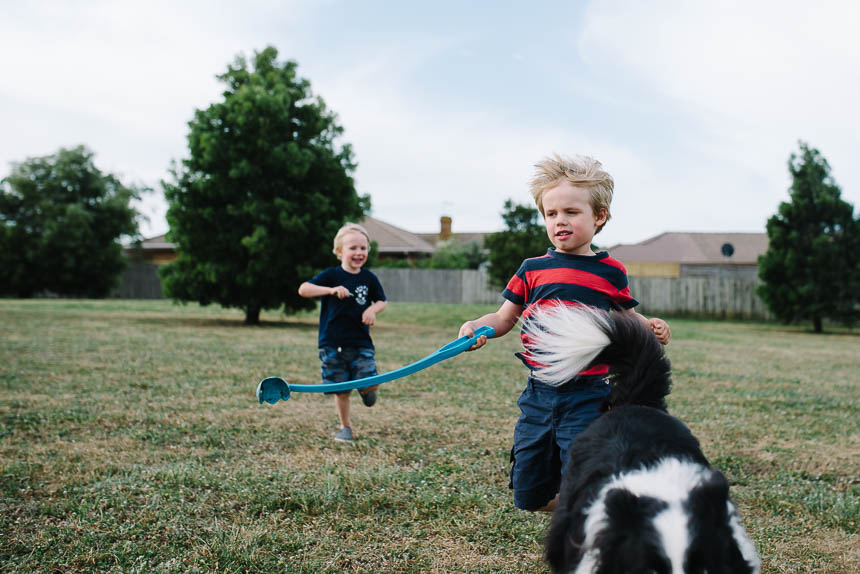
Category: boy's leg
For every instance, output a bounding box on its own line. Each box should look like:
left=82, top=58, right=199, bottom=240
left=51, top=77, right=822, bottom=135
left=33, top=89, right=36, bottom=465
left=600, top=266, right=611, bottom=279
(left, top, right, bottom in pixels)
left=510, top=378, right=559, bottom=511
left=351, top=348, right=380, bottom=407
left=536, top=494, right=559, bottom=512
left=333, top=392, right=353, bottom=443
left=334, top=392, right=351, bottom=430
left=555, top=377, right=611, bottom=473
left=320, top=347, right=354, bottom=441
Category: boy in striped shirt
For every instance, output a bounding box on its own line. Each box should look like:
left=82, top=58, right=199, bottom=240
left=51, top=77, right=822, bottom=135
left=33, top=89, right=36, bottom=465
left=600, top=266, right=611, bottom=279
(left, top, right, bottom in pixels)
left=458, top=154, right=671, bottom=512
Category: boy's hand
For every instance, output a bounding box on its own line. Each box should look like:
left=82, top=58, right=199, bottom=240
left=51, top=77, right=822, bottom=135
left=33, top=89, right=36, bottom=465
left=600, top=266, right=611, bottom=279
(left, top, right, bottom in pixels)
left=649, top=318, right=671, bottom=345
left=458, top=321, right=487, bottom=351
left=330, top=285, right=351, bottom=299
left=362, top=308, right=377, bottom=326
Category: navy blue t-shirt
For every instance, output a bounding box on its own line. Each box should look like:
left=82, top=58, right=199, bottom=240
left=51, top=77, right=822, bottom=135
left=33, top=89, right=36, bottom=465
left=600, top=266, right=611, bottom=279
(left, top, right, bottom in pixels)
left=308, top=266, right=387, bottom=349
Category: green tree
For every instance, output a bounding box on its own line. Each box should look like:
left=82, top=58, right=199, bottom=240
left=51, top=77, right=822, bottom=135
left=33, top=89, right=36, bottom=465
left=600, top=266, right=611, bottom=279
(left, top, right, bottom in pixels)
left=484, top=199, right=551, bottom=287
left=160, top=47, right=368, bottom=324
left=0, top=146, right=141, bottom=297
left=417, top=241, right=487, bottom=269
left=757, top=141, right=859, bottom=332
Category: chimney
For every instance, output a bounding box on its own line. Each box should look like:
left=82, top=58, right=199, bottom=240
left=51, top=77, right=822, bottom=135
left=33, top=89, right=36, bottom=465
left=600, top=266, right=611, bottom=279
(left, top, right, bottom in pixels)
left=440, top=216, right=452, bottom=240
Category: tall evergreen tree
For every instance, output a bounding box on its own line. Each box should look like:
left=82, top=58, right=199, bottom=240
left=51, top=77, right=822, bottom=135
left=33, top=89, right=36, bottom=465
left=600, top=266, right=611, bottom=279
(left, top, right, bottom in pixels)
left=161, top=47, right=367, bottom=324
left=757, top=141, right=859, bottom=332
left=484, top=200, right=551, bottom=288
left=0, top=146, right=141, bottom=297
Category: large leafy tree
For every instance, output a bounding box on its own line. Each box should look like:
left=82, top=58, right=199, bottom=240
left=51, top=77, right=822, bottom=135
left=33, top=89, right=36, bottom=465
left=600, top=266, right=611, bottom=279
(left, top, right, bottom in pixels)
left=161, top=47, right=367, bottom=324
left=485, top=199, right=551, bottom=288
left=758, top=141, right=859, bottom=332
left=0, top=146, right=141, bottom=297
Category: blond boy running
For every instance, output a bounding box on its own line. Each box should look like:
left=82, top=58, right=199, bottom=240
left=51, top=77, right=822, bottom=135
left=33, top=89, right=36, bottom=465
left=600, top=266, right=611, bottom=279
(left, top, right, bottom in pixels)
left=299, top=223, right=387, bottom=442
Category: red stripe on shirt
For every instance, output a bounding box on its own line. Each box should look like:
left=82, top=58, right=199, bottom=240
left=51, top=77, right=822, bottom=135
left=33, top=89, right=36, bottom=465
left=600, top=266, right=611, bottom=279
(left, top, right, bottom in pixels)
left=600, top=256, right=627, bottom=272
left=505, top=274, right=527, bottom=299
left=524, top=267, right=621, bottom=299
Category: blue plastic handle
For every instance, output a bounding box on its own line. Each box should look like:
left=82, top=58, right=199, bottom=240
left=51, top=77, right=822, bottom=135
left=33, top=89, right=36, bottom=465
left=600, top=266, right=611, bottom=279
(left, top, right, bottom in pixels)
left=257, top=325, right=494, bottom=404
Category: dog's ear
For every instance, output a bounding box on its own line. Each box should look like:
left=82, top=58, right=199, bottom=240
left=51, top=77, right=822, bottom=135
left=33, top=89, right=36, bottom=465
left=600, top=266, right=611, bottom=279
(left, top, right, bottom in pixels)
left=593, top=489, right=670, bottom=574
left=686, top=470, right=730, bottom=523
left=684, top=471, right=758, bottom=574
left=603, top=488, right=667, bottom=527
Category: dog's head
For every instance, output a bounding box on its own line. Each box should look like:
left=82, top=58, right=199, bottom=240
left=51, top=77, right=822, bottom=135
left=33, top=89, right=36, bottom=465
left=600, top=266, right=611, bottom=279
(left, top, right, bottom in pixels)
left=547, top=460, right=760, bottom=574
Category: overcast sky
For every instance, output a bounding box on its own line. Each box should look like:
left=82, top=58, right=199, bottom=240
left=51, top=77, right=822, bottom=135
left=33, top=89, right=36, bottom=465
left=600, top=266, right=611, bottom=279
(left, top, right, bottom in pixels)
left=2, top=0, right=858, bottom=248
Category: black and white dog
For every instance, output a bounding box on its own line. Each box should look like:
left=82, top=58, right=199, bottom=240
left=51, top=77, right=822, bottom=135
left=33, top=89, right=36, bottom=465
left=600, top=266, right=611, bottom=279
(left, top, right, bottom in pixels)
left=523, top=305, right=760, bottom=574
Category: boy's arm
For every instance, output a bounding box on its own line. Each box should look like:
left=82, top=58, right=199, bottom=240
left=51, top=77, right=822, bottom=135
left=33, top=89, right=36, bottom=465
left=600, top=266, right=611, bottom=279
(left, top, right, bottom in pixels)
left=298, top=281, right=351, bottom=299
left=458, top=300, right=522, bottom=351
left=624, top=308, right=671, bottom=345
left=361, top=300, right=387, bottom=326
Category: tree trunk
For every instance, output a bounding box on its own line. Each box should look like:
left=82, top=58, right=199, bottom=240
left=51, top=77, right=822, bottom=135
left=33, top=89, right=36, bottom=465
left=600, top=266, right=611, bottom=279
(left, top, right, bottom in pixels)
left=245, top=305, right=261, bottom=325
left=813, top=315, right=823, bottom=333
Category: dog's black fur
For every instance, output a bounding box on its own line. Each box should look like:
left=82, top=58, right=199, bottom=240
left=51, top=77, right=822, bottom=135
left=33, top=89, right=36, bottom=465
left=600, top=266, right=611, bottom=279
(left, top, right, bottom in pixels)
left=540, top=308, right=760, bottom=574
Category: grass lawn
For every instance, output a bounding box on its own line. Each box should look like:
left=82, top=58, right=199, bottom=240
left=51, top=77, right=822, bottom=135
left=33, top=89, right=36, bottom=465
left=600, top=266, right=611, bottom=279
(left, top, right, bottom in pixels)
left=1, top=299, right=858, bottom=573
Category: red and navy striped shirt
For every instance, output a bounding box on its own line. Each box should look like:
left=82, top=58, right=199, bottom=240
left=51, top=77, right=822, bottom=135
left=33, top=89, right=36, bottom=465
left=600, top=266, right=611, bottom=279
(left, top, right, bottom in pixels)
left=503, top=249, right=638, bottom=376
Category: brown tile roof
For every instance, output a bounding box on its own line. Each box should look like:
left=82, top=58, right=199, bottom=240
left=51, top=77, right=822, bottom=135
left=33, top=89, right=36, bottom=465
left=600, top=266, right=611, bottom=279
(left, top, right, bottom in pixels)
left=360, top=216, right=436, bottom=255
left=415, top=231, right=488, bottom=248
left=606, top=232, right=768, bottom=265
left=132, top=219, right=436, bottom=257
left=133, top=217, right=485, bottom=257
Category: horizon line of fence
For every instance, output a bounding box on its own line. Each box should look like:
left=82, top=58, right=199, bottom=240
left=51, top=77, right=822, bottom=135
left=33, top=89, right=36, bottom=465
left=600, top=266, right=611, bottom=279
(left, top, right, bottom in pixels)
left=113, top=263, right=772, bottom=320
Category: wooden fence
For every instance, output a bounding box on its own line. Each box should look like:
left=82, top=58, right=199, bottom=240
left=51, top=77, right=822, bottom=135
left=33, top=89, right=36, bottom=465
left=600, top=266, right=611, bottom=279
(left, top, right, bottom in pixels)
left=114, top=265, right=772, bottom=320
left=112, top=262, right=163, bottom=299
left=373, top=269, right=771, bottom=320
left=626, top=276, right=771, bottom=320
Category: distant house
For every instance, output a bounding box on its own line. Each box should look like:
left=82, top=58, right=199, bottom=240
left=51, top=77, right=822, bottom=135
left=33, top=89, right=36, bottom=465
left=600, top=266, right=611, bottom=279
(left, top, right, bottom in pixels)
left=126, top=215, right=480, bottom=265
left=415, top=215, right=490, bottom=252
left=126, top=234, right=177, bottom=265
left=606, top=232, right=768, bottom=279
left=360, top=215, right=435, bottom=262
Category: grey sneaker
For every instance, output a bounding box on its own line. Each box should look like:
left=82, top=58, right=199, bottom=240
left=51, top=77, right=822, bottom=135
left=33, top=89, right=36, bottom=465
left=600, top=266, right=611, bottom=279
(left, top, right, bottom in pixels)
left=359, top=389, right=377, bottom=407
left=334, top=426, right=353, bottom=443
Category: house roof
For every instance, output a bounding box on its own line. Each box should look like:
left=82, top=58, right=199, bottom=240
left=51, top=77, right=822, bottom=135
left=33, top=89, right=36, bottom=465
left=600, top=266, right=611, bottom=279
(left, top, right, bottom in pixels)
left=135, top=234, right=174, bottom=250
left=416, top=231, right=489, bottom=248
left=360, top=215, right=436, bottom=255
left=414, top=216, right=490, bottom=248
left=606, top=232, right=768, bottom=265
left=131, top=217, right=436, bottom=256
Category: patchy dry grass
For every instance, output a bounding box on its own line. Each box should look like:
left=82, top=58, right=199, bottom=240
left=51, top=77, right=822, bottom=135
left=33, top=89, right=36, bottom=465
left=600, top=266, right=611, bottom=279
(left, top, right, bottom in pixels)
left=1, top=299, right=857, bottom=573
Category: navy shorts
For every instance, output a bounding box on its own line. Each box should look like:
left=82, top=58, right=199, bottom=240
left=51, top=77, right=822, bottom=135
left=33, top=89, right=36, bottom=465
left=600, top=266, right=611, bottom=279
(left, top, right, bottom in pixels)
left=510, top=375, right=610, bottom=510
left=319, top=346, right=377, bottom=395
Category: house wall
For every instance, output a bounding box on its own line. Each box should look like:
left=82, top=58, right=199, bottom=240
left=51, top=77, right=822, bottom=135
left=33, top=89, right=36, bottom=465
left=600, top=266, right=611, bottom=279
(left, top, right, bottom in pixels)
left=147, top=253, right=177, bottom=265
left=623, top=262, right=681, bottom=278
left=621, top=262, right=760, bottom=280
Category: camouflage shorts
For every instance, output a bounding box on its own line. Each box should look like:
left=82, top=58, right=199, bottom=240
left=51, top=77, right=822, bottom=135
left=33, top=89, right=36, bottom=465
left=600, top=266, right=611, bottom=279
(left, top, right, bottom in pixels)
left=319, top=346, right=377, bottom=395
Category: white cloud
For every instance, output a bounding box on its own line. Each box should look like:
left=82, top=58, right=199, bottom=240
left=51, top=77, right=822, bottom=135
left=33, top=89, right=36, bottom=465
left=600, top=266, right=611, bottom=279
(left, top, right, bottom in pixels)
left=0, top=0, right=307, bottom=236
left=580, top=0, right=860, bottom=215
left=3, top=1, right=857, bottom=243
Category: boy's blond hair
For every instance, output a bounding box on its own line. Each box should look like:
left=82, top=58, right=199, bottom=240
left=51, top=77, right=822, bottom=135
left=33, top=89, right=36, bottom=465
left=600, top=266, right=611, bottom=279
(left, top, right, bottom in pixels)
left=333, top=222, right=371, bottom=255
left=529, top=154, right=614, bottom=234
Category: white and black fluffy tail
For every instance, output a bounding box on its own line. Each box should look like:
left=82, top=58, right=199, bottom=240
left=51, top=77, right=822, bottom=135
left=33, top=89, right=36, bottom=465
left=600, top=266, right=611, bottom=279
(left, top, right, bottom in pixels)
left=522, top=304, right=671, bottom=411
